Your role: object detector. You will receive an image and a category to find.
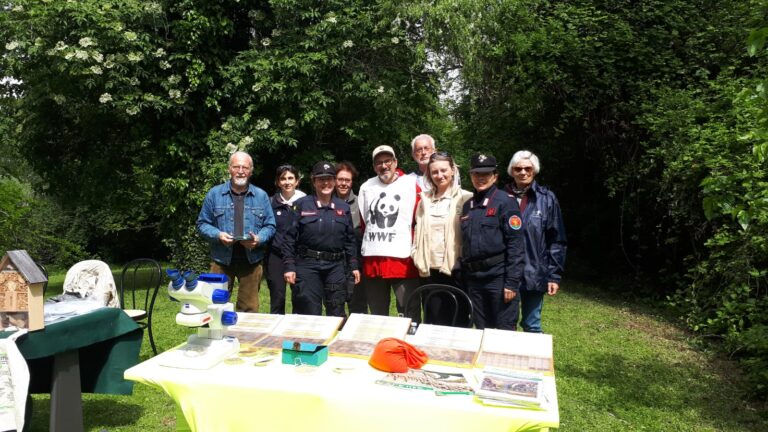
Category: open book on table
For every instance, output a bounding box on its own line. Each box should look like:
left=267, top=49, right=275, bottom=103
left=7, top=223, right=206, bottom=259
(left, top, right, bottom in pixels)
left=474, top=329, right=554, bottom=374
left=226, top=313, right=343, bottom=353
left=405, top=324, right=482, bottom=367
left=328, top=313, right=411, bottom=358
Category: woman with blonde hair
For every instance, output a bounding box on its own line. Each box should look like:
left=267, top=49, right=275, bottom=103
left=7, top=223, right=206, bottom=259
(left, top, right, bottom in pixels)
left=412, top=152, right=472, bottom=326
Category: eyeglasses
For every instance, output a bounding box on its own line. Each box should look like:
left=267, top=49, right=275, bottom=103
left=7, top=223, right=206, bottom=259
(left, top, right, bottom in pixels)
left=513, top=166, right=533, bottom=173
left=429, top=151, right=449, bottom=161
left=413, top=146, right=434, bottom=155
left=231, top=165, right=252, bottom=172
left=277, top=164, right=296, bottom=172
left=374, top=158, right=395, bottom=167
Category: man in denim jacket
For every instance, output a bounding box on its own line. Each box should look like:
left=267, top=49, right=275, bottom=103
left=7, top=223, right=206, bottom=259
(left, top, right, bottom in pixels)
left=197, top=151, right=276, bottom=312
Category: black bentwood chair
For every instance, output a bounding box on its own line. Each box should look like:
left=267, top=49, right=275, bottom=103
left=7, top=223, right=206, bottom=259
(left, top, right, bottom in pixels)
left=404, top=284, right=474, bottom=329
left=36, top=262, right=49, bottom=296
left=119, top=258, right=163, bottom=355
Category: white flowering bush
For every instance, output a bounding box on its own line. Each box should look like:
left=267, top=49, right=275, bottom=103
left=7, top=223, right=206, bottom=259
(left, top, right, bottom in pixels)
left=1, top=0, right=438, bottom=267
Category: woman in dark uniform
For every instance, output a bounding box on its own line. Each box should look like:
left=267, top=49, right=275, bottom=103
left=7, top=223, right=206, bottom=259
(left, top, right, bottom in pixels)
left=283, top=161, right=361, bottom=316
left=459, top=153, right=525, bottom=330
left=265, top=165, right=306, bottom=314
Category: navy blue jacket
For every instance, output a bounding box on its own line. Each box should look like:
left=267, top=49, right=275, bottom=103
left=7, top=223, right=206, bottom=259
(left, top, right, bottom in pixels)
left=268, top=194, right=295, bottom=258
left=282, top=195, right=359, bottom=273
left=505, top=181, right=567, bottom=292
left=460, top=185, right=525, bottom=290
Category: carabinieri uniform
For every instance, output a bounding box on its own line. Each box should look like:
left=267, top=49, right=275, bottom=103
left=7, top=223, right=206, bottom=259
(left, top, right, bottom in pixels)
left=282, top=196, right=358, bottom=317
left=460, top=184, right=525, bottom=329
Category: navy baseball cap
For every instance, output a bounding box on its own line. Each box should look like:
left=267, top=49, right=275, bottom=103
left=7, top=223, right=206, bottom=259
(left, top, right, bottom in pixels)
left=469, top=153, right=497, bottom=173
left=311, top=161, right=336, bottom=177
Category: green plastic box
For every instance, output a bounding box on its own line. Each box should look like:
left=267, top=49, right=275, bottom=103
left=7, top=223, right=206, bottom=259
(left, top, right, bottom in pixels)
left=281, top=340, right=328, bottom=366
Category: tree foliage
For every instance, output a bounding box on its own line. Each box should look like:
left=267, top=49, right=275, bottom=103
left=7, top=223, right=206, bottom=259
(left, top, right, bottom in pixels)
left=1, top=0, right=440, bottom=267
left=422, top=0, right=767, bottom=397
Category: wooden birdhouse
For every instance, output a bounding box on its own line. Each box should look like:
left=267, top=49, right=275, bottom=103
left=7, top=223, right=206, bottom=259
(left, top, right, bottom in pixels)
left=0, top=250, right=47, bottom=331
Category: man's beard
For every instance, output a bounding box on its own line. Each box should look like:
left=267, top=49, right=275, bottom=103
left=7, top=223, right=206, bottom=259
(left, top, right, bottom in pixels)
left=233, top=177, right=248, bottom=187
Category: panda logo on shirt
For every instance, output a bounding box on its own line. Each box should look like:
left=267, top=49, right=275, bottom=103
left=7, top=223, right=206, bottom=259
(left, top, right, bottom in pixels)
left=369, top=191, right=401, bottom=228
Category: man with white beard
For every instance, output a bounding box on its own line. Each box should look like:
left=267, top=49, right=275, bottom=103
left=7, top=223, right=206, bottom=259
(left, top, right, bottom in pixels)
left=408, top=134, right=436, bottom=190
left=197, top=151, right=276, bottom=312
left=359, top=145, right=421, bottom=319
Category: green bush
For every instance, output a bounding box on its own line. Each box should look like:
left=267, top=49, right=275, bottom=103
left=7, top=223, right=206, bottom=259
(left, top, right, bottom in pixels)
left=0, top=177, right=89, bottom=268
left=640, top=73, right=768, bottom=398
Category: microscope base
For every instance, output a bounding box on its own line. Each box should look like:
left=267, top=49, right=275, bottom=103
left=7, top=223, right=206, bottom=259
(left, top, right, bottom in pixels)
left=158, top=335, right=240, bottom=370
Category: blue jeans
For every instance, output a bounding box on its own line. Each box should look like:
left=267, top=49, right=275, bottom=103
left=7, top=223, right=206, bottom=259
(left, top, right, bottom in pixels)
left=520, top=290, right=544, bottom=333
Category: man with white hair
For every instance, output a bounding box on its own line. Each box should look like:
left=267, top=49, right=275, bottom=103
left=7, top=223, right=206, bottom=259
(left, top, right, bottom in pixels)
left=408, top=134, right=436, bottom=190
left=197, top=151, right=276, bottom=312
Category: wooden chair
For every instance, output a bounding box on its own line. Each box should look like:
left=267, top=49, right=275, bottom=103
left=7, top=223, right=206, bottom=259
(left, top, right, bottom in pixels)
left=404, top=284, right=474, bottom=328
left=119, top=258, right=162, bottom=355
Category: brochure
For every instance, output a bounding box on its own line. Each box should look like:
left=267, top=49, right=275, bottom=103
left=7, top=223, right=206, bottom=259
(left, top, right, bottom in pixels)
left=375, top=368, right=473, bottom=395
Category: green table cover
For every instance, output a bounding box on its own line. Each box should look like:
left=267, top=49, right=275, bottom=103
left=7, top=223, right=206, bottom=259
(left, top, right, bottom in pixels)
left=0, top=307, right=143, bottom=395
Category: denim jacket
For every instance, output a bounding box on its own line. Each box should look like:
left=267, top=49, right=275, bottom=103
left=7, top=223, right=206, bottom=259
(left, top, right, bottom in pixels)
left=196, top=181, right=276, bottom=266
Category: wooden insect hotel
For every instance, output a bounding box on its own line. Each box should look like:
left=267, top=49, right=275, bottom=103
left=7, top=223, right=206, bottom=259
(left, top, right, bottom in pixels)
left=0, top=250, right=47, bottom=331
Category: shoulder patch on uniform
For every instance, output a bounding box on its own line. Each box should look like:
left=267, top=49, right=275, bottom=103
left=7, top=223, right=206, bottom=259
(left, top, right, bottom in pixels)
left=509, top=214, right=522, bottom=230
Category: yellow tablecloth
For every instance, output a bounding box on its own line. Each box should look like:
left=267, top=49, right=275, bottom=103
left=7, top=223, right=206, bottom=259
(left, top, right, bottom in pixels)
left=125, top=351, right=559, bottom=432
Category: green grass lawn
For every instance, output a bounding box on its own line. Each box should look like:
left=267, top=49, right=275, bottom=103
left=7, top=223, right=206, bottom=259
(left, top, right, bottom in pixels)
left=28, top=271, right=768, bottom=431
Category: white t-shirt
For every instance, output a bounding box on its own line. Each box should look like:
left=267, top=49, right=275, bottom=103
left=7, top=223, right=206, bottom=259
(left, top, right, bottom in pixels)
left=358, top=174, right=417, bottom=258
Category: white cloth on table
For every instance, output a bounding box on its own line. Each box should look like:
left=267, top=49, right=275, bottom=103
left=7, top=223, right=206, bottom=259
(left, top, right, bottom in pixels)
left=63, top=260, right=120, bottom=308
left=0, top=329, right=29, bottom=432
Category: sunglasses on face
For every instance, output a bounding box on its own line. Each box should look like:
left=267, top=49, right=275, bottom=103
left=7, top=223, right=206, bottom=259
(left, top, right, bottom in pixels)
left=513, top=166, right=533, bottom=173
left=429, top=151, right=449, bottom=161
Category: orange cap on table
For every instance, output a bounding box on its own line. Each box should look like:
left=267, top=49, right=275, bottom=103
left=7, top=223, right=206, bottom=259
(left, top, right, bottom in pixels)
left=368, top=338, right=428, bottom=373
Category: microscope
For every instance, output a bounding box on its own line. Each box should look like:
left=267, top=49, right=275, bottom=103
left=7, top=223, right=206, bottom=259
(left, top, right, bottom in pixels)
left=158, top=269, right=240, bottom=369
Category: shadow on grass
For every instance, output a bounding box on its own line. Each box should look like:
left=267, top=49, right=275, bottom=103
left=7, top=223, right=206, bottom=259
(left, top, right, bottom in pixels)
left=558, top=349, right=768, bottom=430
left=29, top=394, right=150, bottom=431
left=554, top=279, right=768, bottom=430
left=563, top=277, right=686, bottom=332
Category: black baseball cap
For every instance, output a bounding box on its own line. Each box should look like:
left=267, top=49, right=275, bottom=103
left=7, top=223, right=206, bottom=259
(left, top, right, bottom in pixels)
left=311, top=161, right=336, bottom=177
left=469, top=153, right=497, bottom=173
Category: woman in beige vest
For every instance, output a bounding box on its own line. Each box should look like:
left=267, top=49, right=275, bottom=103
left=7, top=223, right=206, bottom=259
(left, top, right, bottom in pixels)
left=412, top=152, right=473, bottom=326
